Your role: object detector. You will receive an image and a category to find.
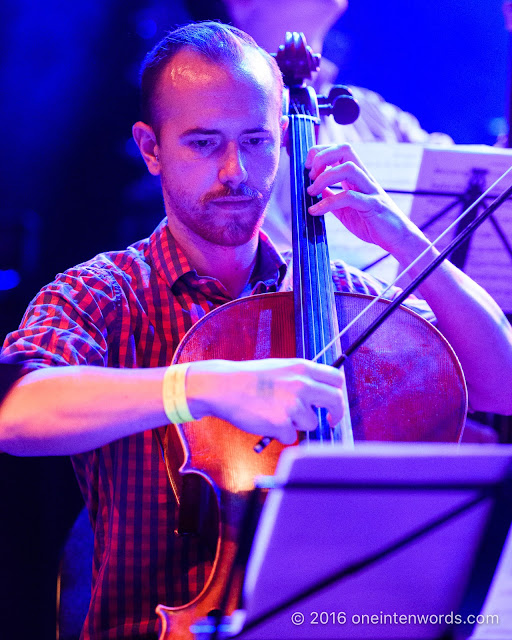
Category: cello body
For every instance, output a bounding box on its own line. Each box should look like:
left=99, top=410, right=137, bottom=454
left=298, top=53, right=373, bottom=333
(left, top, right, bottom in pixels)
left=156, top=291, right=467, bottom=639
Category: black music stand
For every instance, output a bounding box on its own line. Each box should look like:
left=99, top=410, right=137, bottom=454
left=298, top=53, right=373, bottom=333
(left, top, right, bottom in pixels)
left=196, top=443, right=512, bottom=640
left=362, top=168, right=511, bottom=270
left=326, top=143, right=512, bottom=313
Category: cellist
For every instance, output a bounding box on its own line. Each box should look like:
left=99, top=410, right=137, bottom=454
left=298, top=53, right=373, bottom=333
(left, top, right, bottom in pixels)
left=0, top=22, right=511, bottom=640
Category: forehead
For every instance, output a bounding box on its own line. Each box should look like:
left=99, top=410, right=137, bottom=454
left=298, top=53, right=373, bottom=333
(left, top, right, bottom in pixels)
left=153, top=47, right=281, bottom=129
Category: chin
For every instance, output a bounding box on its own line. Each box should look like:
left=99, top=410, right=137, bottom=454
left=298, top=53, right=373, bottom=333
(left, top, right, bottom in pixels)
left=209, top=223, right=261, bottom=248
left=196, top=207, right=264, bottom=247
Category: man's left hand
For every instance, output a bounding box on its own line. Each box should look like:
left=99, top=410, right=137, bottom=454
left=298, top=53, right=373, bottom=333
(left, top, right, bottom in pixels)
left=305, top=143, right=421, bottom=258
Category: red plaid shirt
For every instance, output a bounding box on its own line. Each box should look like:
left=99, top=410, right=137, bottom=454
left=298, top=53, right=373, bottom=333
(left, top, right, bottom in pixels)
left=2, top=219, right=433, bottom=639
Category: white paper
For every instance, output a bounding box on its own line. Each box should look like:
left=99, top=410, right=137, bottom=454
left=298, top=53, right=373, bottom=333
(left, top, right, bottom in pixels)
left=470, top=524, right=512, bottom=638
left=326, top=143, right=512, bottom=312
left=240, top=443, right=512, bottom=640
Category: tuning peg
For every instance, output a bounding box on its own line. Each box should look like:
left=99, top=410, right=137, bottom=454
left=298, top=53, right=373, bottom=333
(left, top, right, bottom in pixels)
left=318, top=86, right=360, bottom=125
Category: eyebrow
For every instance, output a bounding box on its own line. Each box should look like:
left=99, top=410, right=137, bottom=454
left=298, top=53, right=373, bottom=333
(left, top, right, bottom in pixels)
left=180, top=126, right=271, bottom=138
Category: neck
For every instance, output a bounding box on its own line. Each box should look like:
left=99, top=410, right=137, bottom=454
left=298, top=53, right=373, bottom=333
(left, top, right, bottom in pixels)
left=227, top=0, right=344, bottom=56
left=167, top=220, right=259, bottom=299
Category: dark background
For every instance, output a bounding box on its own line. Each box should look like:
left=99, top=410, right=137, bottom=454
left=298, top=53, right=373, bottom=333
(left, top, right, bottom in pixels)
left=0, top=1, right=509, bottom=638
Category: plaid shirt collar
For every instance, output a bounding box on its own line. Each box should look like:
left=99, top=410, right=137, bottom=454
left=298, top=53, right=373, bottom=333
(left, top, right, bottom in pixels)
left=147, top=218, right=289, bottom=297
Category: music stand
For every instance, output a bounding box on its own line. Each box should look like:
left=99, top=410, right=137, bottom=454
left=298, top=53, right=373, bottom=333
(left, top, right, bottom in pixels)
left=224, top=443, right=512, bottom=640
left=324, top=143, right=512, bottom=313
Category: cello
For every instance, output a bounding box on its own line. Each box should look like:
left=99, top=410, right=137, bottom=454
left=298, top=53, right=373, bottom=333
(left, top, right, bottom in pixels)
left=156, top=33, right=466, bottom=640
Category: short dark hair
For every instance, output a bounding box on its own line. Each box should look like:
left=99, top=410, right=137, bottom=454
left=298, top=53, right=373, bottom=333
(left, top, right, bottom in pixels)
left=139, top=21, right=283, bottom=129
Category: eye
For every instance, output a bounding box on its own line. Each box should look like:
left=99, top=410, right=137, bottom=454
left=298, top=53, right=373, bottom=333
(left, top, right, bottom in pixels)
left=243, top=134, right=270, bottom=148
left=190, top=139, right=214, bottom=149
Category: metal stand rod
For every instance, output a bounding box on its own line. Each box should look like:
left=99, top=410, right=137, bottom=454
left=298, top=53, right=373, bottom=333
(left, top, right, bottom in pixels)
left=333, top=181, right=512, bottom=368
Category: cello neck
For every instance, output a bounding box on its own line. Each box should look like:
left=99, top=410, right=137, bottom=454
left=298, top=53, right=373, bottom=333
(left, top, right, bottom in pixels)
left=288, top=86, right=352, bottom=443
left=289, top=90, right=339, bottom=363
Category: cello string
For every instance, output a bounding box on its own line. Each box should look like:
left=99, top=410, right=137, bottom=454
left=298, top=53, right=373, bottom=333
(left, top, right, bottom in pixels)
left=296, top=111, right=313, bottom=444
left=312, top=164, right=512, bottom=364
left=300, top=108, right=353, bottom=445
left=305, top=111, right=332, bottom=443
left=292, top=107, right=307, bottom=371
left=303, top=110, right=329, bottom=443
left=300, top=110, right=321, bottom=443
left=295, top=107, right=335, bottom=443
left=299, top=111, right=316, bottom=444
left=307, top=116, right=344, bottom=444
left=292, top=108, right=315, bottom=444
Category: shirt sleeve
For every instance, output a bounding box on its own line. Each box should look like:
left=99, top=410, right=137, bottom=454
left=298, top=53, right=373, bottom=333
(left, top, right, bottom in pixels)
left=326, top=85, right=454, bottom=146
left=1, top=265, right=121, bottom=374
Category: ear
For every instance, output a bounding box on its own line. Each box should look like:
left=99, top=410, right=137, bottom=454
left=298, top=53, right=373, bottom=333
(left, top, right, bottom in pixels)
left=280, top=115, right=289, bottom=148
left=132, top=121, right=160, bottom=176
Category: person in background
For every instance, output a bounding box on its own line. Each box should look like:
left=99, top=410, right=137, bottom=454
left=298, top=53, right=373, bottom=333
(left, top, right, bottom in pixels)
left=184, top=0, right=453, bottom=249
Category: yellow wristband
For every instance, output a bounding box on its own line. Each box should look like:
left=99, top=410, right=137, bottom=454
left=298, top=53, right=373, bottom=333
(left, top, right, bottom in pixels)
left=162, top=363, right=195, bottom=424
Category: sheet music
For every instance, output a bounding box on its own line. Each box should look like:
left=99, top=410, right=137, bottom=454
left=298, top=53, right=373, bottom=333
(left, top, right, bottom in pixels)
left=471, top=524, right=512, bottom=638
left=325, top=143, right=512, bottom=312
left=412, top=146, right=512, bottom=313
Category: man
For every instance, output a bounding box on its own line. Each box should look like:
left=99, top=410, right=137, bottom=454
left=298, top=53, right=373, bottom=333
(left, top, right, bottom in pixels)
left=184, top=0, right=453, bottom=250
left=1, top=22, right=511, bottom=639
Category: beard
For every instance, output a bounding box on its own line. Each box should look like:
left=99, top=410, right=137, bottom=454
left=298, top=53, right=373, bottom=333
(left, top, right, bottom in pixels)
left=162, top=178, right=273, bottom=247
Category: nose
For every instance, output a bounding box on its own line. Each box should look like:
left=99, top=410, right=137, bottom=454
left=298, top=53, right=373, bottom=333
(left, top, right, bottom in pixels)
left=218, top=142, right=248, bottom=189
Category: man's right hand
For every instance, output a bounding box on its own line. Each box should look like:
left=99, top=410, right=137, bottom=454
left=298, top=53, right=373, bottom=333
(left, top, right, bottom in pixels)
left=185, top=358, right=346, bottom=444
